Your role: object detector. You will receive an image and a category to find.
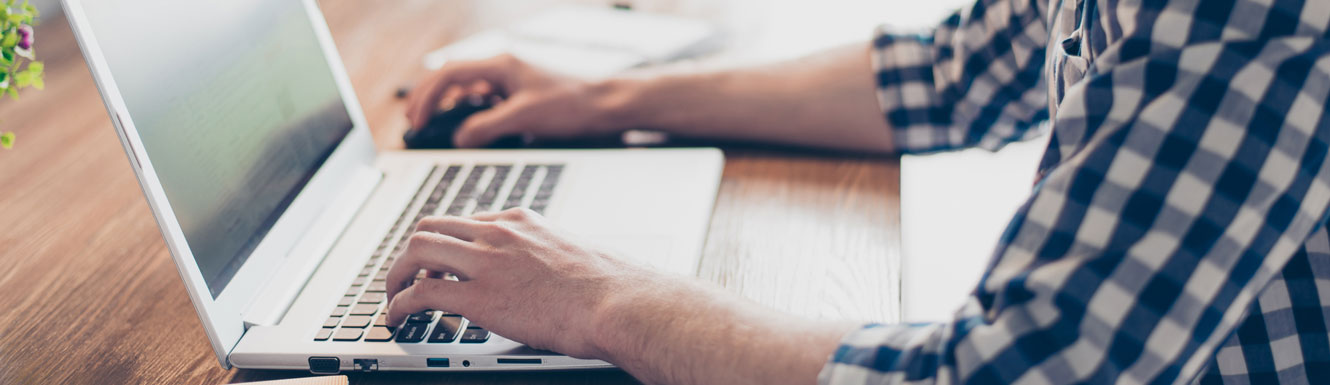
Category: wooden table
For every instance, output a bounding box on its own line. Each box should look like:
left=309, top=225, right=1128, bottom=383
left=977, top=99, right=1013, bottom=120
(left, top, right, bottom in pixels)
left=0, top=1, right=900, bottom=383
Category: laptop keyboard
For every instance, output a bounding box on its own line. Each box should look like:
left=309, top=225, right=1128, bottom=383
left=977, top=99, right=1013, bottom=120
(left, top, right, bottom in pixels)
left=316, top=163, right=565, bottom=343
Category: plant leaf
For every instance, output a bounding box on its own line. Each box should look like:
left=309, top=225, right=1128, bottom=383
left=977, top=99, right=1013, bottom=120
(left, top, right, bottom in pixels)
left=14, top=70, right=29, bottom=87
left=2, top=30, right=16, bottom=48
left=0, top=131, right=13, bottom=149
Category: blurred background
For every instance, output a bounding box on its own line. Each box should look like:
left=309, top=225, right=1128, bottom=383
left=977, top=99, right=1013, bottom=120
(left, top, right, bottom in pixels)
left=9, top=0, right=1041, bottom=324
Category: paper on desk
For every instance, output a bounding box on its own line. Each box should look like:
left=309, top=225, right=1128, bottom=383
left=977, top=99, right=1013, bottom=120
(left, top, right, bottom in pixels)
left=231, top=375, right=347, bottom=385
left=425, top=30, right=646, bottom=79
left=423, top=5, right=719, bottom=79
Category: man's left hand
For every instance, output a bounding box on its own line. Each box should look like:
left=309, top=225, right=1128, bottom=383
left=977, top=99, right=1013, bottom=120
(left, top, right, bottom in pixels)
left=383, top=208, right=652, bottom=358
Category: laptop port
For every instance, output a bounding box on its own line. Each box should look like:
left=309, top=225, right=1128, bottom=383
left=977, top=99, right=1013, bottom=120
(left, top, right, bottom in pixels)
left=308, top=357, right=340, bottom=374
left=426, top=358, right=450, bottom=368
left=496, top=358, right=542, bottom=365
left=353, top=359, right=379, bottom=372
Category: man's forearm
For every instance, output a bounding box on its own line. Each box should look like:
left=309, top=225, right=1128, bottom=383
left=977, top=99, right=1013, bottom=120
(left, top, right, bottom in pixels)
left=592, top=274, right=859, bottom=385
left=591, top=42, right=895, bottom=153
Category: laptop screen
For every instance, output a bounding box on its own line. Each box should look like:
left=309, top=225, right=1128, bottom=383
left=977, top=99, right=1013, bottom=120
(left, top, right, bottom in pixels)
left=82, top=0, right=353, bottom=298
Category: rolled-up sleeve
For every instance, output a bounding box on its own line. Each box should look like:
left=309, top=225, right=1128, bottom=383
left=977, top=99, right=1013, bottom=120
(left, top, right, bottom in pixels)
left=873, top=0, right=1050, bottom=154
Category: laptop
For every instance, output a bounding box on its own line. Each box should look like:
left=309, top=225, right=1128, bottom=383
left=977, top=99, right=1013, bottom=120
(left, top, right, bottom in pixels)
left=62, top=0, right=723, bottom=373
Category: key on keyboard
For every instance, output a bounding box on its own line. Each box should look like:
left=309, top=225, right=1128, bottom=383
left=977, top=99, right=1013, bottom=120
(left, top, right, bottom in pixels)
left=358, top=292, right=386, bottom=304
left=333, top=328, right=363, bottom=341
left=349, top=304, right=378, bottom=316
left=314, top=328, right=334, bottom=341
left=395, top=323, right=428, bottom=343
left=460, top=326, right=490, bottom=343
left=342, top=315, right=372, bottom=328
left=364, top=327, right=395, bottom=342
left=428, top=316, right=464, bottom=343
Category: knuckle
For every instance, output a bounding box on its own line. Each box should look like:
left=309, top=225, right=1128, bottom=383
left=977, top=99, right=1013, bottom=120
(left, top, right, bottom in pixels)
left=416, top=215, right=453, bottom=230
left=407, top=231, right=435, bottom=248
left=496, top=53, right=520, bottom=66
left=503, top=207, right=535, bottom=221
left=418, top=278, right=449, bottom=293
left=417, top=215, right=443, bottom=227
left=483, top=222, right=520, bottom=240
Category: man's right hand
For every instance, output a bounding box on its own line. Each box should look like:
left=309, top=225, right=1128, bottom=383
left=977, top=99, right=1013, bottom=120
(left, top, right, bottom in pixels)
left=408, top=42, right=894, bottom=153
left=405, top=54, right=626, bottom=148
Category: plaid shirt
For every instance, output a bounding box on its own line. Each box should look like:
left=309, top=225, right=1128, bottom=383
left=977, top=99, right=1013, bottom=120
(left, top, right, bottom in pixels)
left=819, top=0, right=1330, bottom=383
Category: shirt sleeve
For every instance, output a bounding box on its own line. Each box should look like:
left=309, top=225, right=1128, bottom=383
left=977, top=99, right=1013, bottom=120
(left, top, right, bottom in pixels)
left=824, top=33, right=1330, bottom=385
left=873, top=0, right=1050, bottom=154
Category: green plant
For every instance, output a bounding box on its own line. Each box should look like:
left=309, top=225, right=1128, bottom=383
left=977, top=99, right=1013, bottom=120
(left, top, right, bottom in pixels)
left=0, top=0, right=42, bottom=149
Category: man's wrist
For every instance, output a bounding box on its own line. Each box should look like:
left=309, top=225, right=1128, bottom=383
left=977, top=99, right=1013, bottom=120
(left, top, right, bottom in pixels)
left=585, top=272, right=863, bottom=384
left=585, top=271, right=661, bottom=362
left=585, top=270, right=705, bottom=366
left=587, top=75, right=655, bottom=133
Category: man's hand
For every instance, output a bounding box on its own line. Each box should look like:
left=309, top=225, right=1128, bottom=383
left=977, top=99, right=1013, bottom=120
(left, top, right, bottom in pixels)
left=383, top=208, right=651, bottom=358
left=405, top=54, right=625, bottom=148
left=383, top=208, right=857, bottom=385
left=407, top=43, right=895, bottom=153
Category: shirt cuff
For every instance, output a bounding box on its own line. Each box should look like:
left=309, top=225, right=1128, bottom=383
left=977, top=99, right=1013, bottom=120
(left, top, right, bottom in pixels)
left=818, top=322, right=947, bottom=385
left=868, top=26, right=950, bottom=154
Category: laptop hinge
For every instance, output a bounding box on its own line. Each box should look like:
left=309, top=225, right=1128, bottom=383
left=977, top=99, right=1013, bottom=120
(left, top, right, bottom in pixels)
left=241, top=166, right=383, bottom=329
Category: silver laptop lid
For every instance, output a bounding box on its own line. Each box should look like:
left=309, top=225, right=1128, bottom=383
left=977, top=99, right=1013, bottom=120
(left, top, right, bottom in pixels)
left=63, top=0, right=378, bottom=367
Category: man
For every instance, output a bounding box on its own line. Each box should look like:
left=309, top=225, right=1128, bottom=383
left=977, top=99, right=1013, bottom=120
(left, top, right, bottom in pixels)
left=385, top=0, right=1330, bottom=383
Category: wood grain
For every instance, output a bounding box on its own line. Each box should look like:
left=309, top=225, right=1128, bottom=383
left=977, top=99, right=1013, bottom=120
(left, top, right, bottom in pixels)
left=0, top=1, right=900, bottom=384
left=699, top=152, right=900, bottom=323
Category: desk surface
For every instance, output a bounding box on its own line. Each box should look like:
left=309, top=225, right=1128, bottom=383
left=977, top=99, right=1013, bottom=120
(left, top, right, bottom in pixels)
left=0, top=1, right=901, bottom=383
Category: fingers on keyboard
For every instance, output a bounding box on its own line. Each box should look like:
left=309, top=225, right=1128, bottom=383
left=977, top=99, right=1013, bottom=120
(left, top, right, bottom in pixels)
left=316, top=164, right=564, bottom=344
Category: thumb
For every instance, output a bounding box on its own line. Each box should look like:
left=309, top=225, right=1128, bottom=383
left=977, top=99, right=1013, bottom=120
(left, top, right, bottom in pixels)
left=384, top=278, right=473, bottom=326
